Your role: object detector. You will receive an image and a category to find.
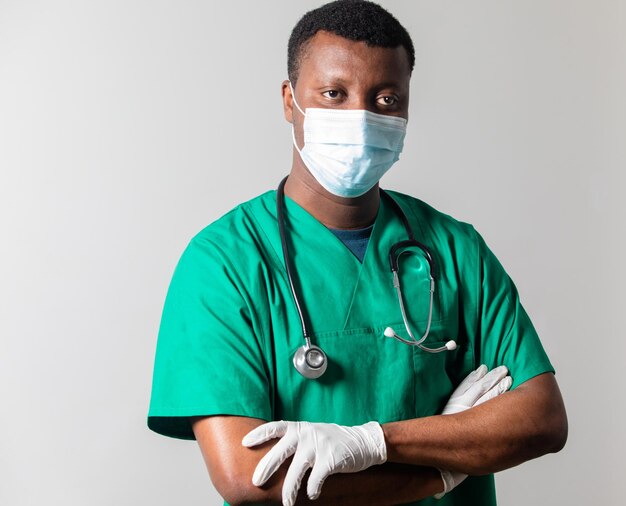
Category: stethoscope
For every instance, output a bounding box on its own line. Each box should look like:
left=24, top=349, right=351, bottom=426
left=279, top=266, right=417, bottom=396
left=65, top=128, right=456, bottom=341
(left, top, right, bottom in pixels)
left=277, top=177, right=457, bottom=379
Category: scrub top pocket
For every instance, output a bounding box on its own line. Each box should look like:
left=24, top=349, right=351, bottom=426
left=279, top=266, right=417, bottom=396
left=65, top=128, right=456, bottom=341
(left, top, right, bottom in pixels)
left=279, top=320, right=465, bottom=426
left=284, top=326, right=417, bottom=425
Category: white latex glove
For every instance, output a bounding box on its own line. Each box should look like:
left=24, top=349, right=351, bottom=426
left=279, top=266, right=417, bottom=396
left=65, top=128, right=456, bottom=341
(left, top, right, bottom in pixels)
left=435, top=364, right=513, bottom=499
left=442, top=364, right=512, bottom=415
left=242, top=420, right=386, bottom=506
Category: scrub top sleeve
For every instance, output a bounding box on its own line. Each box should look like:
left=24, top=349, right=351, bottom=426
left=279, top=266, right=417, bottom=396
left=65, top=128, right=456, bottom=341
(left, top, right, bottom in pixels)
left=148, top=235, right=272, bottom=440
left=474, top=231, right=555, bottom=388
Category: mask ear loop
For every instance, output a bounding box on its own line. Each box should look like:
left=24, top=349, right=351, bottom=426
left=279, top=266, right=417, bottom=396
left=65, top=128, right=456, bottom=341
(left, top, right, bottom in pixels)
left=291, top=126, right=303, bottom=156
left=288, top=81, right=306, bottom=116
left=289, top=81, right=306, bottom=155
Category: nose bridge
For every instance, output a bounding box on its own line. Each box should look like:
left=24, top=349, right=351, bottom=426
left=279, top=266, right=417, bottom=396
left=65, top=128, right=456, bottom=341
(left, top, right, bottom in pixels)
left=348, top=82, right=373, bottom=112
left=352, top=94, right=369, bottom=111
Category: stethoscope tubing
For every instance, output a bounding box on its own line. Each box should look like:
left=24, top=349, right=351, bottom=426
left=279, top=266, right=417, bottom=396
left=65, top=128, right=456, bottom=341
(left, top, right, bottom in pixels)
left=276, top=176, right=453, bottom=378
left=277, top=177, right=312, bottom=346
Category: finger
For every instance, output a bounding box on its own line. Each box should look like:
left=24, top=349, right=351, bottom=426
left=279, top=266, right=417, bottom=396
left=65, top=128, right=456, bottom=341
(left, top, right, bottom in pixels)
left=282, top=451, right=313, bottom=506
left=252, top=433, right=297, bottom=487
left=307, top=461, right=331, bottom=500
left=453, top=364, right=488, bottom=397
left=242, top=420, right=289, bottom=447
left=474, top=376, right=513, bottom=406
left=463, top=365, right=508, bottom=403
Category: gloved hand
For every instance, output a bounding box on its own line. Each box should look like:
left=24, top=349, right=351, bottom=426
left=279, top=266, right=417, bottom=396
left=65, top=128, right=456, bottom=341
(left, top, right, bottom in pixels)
left=435, top=364, right=513, bottom=499
left=442, top=364, right=512, bottom=415
left=242, top=420, right=386, bottom=506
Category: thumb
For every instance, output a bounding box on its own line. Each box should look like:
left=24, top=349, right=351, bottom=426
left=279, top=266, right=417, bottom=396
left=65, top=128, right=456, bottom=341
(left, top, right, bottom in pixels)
left=242, top=420, right=289, bottom=447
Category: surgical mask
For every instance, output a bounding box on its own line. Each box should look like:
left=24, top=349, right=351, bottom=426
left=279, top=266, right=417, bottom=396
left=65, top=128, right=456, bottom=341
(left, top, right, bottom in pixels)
left=290, top=82, right=407, bottom=198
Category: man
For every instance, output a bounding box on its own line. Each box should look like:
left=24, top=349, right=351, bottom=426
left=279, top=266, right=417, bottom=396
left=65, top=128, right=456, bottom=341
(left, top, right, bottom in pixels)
left=148, top=1, right=567, bottom=505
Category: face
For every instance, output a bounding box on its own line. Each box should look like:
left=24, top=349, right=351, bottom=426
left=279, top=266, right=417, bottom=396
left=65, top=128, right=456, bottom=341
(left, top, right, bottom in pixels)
left=283, top=30, right=412, bottom=146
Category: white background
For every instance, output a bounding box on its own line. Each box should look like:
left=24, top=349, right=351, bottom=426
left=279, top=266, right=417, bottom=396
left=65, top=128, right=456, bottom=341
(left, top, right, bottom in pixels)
left=1, top=1, right=624, bottom=504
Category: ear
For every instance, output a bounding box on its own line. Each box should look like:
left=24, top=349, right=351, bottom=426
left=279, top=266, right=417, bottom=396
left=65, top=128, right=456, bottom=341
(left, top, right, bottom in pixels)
left=281, top=80, right=294, bottom=123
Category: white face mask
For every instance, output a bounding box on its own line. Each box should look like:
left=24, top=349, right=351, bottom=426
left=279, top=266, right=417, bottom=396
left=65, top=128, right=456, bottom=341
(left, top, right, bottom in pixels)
left=290, top=82, right=407, bottom=198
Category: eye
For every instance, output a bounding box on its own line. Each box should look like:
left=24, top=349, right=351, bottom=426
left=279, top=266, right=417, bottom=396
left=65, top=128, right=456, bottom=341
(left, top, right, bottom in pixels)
left=322, top=90, right=341, bottom=99
left=377, top=95, right=399, bottom=106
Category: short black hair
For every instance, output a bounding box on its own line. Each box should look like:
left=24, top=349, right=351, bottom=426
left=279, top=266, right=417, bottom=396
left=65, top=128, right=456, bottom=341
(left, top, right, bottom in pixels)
left=287, top=0, right=415, bottom=85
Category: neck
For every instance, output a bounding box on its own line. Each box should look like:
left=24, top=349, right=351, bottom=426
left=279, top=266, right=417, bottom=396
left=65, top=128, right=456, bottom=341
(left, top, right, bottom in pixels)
left=283, top=158, right=380, bottom=230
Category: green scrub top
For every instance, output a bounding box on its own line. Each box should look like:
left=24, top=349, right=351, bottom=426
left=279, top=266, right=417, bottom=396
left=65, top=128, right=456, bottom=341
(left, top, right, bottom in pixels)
left=148, top=189, right=554, bottom=506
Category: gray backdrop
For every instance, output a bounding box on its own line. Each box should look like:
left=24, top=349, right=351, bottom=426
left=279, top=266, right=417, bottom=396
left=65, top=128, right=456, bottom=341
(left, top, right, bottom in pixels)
left=1, top=1, right=624, bottom=504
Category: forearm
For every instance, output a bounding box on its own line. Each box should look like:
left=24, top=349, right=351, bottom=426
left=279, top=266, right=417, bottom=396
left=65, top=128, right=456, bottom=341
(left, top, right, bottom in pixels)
left=248, top=463, right=442, bottom=506
left=382, top=373, right=568, bottom=475
left=293, top=464, right=442, bottom=506
left=194, top=374, right=567, bottom=503
left=192, top=416, right=443, bottom=506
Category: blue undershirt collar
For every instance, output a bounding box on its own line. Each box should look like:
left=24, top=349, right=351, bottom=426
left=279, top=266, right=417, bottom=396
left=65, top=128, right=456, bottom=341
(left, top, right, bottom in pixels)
left=328, top=223, right=375, bottom=263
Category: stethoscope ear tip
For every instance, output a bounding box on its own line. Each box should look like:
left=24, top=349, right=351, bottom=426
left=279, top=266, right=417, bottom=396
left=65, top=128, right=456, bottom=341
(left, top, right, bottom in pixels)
left=383, top=327, right=395, bottom=338
left=445, top=340, right=457, bottom=351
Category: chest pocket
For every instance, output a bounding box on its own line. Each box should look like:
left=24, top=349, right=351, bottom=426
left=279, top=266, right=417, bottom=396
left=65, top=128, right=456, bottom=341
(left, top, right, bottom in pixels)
left=287, top=326, right=418, bottom=426
left=282, top=322, right=462, bottom=426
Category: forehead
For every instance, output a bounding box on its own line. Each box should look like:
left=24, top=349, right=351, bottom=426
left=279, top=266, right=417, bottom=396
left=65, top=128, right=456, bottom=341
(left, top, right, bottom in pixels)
left=298, top=31, right=411, bottom=84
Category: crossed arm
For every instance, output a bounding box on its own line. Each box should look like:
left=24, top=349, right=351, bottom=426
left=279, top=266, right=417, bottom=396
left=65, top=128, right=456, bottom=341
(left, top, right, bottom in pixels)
left=191, top=372, right=567, bottom=505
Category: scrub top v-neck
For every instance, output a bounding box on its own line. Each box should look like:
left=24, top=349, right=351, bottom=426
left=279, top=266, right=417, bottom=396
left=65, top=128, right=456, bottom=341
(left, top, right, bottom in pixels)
left=277, top=191, right=437, bottom=335
left=328, top=223, right=374, bottom=263
left=148, top=189, right=554, bottom=506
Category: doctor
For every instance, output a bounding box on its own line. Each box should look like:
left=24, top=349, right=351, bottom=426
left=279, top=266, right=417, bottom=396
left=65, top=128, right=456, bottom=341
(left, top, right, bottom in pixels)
left=148, top=1, right=567, bottom=505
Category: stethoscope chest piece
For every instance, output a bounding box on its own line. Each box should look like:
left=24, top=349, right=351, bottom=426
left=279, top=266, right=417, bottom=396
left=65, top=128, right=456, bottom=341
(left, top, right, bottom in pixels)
left=293, top=344, right=328, bottom=379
